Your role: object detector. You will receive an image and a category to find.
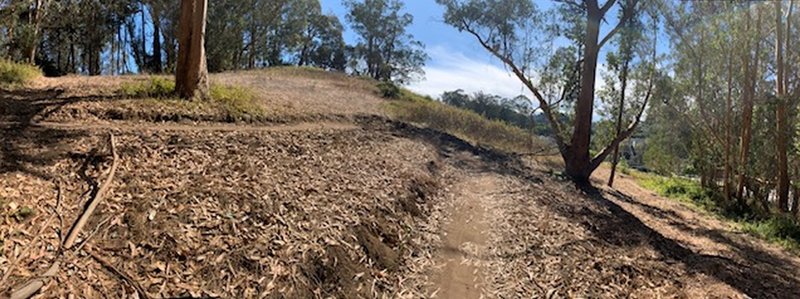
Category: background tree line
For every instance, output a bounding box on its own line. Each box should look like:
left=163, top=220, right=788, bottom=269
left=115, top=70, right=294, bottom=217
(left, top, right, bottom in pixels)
left=0, top=0, right=426, bottom=82
left=437, top=0, right=800, bottom=221
left=642, top=0, right=800, bottom=218
left=439, top=89, right=561, bottom=137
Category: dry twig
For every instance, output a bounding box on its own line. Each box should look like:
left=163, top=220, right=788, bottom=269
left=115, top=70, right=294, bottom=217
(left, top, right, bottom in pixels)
left=64, top=133, right=118, bottom=249
left=87, top=247, right=151, bottom=299
left=0, top=184, right=62, bottom=290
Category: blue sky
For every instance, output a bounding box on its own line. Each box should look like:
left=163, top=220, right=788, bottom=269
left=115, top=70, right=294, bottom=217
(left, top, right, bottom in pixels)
left=320, top=0, right=538, bottom=99
left=320, top=0, right=673, bottom=119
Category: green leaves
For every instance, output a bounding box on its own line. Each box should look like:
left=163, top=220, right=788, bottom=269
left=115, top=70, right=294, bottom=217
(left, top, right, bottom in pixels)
left=344, top=0, right=427, bottom=84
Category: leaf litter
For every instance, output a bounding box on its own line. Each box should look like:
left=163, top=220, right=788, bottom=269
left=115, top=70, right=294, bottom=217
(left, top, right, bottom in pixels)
left=0, top=121, right=458, bottom=298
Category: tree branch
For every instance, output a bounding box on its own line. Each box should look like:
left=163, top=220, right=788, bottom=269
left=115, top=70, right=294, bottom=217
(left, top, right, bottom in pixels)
left=554, top=0, right=586, bottom=11
left=461, top=22, right=569, bottom=154
left=600, top=0, right=617, bottom=15
left=598, top=0, right=638, bottom=49
left=590, top=72, right=654, bottom=171
left=590, top=13, right=653, bottom=171
left=64, top=133, right=118, bottom=249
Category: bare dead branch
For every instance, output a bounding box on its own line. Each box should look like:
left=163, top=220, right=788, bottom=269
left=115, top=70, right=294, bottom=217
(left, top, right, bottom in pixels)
left=598, top=0, right=638, bottom=49
left=64, top=133, right=119, bottom=249
left=87, top=248, right=151, bottom=299
left=460, top=21, right=568, bottom=154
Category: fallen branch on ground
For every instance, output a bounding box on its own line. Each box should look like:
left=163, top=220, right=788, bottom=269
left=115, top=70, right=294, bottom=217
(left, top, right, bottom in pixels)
left=87, top=246, right=151, bottom=299
left=9, top=261, right=60, bottom=299
left=8, top=134, right=120, bottom=299
left=64, top=133, right=118, bottom=249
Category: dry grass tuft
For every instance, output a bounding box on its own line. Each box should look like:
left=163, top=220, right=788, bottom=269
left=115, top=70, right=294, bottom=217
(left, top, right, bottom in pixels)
left=0, top=60, right=42, bottom=86
left=100, top=76, right=267, bottom=122
left=385, top=94, right=551, bottom=154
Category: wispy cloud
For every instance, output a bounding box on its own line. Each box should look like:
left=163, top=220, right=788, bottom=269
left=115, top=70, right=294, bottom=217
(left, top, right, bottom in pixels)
left=406, top=45, right=529, bottom=99
left=407, top=45, right=609, bottom=118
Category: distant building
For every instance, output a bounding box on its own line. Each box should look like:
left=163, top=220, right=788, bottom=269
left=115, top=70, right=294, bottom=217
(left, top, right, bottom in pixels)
left=620, top=136, right=646, bottom=169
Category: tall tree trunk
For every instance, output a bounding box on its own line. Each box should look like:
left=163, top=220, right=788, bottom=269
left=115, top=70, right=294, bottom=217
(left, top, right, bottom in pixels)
left=566, top=4, right=603, bottom=184
left=737, top=7, right=760, bottom=204
left=608, top=57, right=629, bottom=188
left=724, top=45, right=733, bottom=202
left=776, top=1, right=790, bottom=212
left=150, top=5, right=163, bottom=73
left=176, top=0, right=209, bottom=100
left=141, top=3, right=147, bottom=70
left=27, top=0, right=47, bottom=64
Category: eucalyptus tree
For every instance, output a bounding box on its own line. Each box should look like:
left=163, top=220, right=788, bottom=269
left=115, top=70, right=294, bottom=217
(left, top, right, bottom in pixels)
left=438, top=0, right=655, bottom=184
left=175, top=0, right=209, bottom=100
left=344, top=0, right=427, bottom=83
left=599, top=3, right=651, bottom=187
left=285, top=0, right=346, bottom=70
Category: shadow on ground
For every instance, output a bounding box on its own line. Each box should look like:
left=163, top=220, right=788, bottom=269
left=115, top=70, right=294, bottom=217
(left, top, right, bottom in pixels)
left=606, top=189, right=800, bottom=297
left=0, top=88, right=106, bottom=178
left=570, top=186, right=799, bottom=298
left=380, top=116, right=800, bottom=298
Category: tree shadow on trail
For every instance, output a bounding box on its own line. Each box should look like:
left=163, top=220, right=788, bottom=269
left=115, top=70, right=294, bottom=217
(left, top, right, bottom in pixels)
left=0, top=88, right=107, bottom=179
left=359, top=115, right=544, bottom=184
left=363, top=115, right=800, bottom=297
left=576, top=187, right=800, bottom=298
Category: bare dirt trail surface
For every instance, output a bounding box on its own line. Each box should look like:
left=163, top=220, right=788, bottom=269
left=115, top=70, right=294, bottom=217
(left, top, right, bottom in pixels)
left=431, top=174, right=495, bottom=299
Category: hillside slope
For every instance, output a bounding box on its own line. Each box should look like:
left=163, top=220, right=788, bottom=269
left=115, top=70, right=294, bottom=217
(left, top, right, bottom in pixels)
left=1, top=68, right=799, bottom=298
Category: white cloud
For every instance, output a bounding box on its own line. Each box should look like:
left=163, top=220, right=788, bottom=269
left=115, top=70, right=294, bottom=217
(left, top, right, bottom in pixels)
left=406, top=45, right=530, bottom=99
left=407, top=45, right=609, bottom=116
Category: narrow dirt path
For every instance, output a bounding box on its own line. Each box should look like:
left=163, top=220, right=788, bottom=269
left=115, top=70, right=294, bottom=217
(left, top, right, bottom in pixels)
left=431, top=173, right=497, bottom=299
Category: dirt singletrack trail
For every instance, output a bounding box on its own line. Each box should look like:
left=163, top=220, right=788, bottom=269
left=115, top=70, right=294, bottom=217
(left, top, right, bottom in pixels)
left=431, top=173, right=498, bottom=298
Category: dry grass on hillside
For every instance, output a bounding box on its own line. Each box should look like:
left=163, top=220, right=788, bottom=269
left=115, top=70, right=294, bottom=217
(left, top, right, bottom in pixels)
left=214, top=67, right=385, bottom=120
left=385, top=94, right=553, bottom=154
left=15, top=68, right=386, bottom=125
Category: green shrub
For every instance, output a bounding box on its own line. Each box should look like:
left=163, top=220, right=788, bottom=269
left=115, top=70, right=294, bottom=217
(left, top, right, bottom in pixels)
left=119, top=77, right=175, bottom=98
left=742, top=216, right=800, bottom=250
left=118, top=77, right=265, bottom=120
left=618, top=159, right=631, bottom=175
left=377, top=81, right=401, bottom=99
left=635, top=173, right=724, bottom=213
left=0, top=59, right=42, bottom=85
left=12, top=206, right=34, bottom=221
left=633, top=170, right=800, bottom=253
left=210, top=84, right=263, bottom=118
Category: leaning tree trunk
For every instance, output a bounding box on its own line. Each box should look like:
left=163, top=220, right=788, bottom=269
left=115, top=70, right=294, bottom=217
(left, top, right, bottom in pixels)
left=176, top=0, right=209, bottom=100
left=608, top=56, right=629, bottom=188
